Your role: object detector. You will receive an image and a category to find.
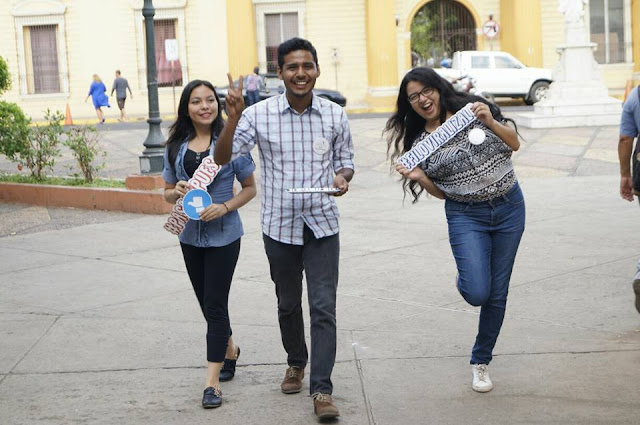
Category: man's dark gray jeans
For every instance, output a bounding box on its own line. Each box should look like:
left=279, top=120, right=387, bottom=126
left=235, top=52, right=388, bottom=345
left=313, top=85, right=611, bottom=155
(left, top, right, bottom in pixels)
left=263, top=226, right=339, bottom=395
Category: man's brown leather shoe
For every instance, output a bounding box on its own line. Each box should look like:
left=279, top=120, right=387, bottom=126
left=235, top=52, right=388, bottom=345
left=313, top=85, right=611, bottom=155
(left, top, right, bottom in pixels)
left=312, top=393, right=339, bottom=419
left=280, top=366, right=304, bottom=394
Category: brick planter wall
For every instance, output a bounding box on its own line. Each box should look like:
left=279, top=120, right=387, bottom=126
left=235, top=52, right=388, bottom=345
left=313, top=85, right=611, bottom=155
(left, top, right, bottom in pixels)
left=0, top=183, right=172, bottom=214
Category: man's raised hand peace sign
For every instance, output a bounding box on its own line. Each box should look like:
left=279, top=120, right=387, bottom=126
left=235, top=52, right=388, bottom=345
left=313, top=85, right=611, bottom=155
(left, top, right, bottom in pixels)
left=225, top=73, right=245, bottom=121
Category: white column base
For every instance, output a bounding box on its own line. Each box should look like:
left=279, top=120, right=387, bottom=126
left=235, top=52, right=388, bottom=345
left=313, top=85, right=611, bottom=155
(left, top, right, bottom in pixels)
left=511, top=18, right=623, bottom=129
left=512, top=109, right=621, bottom=128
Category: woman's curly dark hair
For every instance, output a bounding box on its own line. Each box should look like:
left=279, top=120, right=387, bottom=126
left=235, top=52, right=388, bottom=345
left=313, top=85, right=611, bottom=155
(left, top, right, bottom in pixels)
left=383, top=67, right=514, bottom=202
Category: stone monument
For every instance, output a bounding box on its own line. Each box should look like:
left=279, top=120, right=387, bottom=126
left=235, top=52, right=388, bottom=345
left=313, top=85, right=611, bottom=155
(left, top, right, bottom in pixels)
left=513, top=0, right=621, bottom=128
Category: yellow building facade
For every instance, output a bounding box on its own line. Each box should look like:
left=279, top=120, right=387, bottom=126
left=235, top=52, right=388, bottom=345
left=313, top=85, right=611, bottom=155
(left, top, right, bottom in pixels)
left=1, top=0, right=639, bottom=119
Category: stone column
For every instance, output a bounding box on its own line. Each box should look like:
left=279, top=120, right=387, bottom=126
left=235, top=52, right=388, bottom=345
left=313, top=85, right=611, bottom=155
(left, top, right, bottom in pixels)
left=226, top=0, right=258, bottom=76
left=500, top=0, right=542, bottom=67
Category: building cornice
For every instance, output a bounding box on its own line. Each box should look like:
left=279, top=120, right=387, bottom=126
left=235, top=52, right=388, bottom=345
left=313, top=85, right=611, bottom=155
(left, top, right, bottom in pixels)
left=128, top=0, right=187, bottom=10
left=11, top=0, right=66, bottom=17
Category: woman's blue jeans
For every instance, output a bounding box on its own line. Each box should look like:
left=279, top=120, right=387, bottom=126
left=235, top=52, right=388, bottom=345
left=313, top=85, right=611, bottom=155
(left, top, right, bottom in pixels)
left=444, top=182, right=526, bottom=365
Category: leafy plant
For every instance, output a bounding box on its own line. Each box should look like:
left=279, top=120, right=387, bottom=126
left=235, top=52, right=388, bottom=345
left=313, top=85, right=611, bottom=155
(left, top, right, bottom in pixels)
left=0, top=100, right=32, bottom=164
left=0, top=56, right=33, bottom=170
left=0, top=59, right=67, bottom=181
left=64, top=125, right=106, bottom=183
left=0, top=56, right=10, bottom=94
left=21, top=109, right=64, bottom=180
left=410, top=4, right=460, bottom=64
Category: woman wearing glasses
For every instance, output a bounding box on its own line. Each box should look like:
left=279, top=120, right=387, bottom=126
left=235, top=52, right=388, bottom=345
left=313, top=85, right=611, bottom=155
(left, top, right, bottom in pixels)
left=384, top=67, right=525, bottom=393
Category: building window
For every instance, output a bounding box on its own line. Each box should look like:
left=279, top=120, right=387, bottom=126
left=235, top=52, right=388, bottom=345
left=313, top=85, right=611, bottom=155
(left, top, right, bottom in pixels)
left=254, top=0, right=305, bottom=73
left=471, top=55, right=490, bottom=69
left=264, top=13, right=299, bottom=72
left=24, top=25, right=61, bottom=94
left=494, top=55, right=520, bottom=69
left=589, top=0, right=630, bottom=64
left=133, top=3, right=188, bottom=91
left=153, top=19, right=183, bottom=87
left=12, top=0, right=69, bottom=96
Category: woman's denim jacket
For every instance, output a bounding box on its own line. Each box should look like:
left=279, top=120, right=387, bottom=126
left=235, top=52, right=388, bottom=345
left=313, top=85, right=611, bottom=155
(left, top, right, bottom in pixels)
left=162, top=137, right=255, bottom=248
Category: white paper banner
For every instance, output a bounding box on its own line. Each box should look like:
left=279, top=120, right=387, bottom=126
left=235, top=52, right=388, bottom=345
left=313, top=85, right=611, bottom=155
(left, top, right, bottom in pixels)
left=397, top=103, right=477, bottom=170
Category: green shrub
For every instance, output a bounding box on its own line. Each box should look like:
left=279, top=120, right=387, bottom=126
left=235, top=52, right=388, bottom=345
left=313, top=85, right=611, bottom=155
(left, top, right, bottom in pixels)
left=0, top=58, right=66, bottom=181
left=3, top=109, right=65, bottom=180
left=64, top=125, right=106, bottom=183
left=0, top=56, right=10, bottom=94
left=27, top=109, right=64, bottom=180
left=0, top=100, right=31, bottom=163
left=0, top=58, right=31, bottom=171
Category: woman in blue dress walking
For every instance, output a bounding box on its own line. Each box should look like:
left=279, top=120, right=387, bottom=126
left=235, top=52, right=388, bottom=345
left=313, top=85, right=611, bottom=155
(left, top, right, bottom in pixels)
left=84, top=74, right=110, bottom=123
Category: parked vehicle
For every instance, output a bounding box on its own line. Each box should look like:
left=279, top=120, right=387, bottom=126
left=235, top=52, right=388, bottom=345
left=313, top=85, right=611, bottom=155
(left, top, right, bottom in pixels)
left=217, top=73, right=347, bottom=109
left=450, top=50, right=553, bottom=104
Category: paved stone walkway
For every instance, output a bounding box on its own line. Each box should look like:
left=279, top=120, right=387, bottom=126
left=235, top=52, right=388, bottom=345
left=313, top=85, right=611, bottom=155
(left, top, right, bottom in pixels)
left=1, top=114, right=639, bottom=424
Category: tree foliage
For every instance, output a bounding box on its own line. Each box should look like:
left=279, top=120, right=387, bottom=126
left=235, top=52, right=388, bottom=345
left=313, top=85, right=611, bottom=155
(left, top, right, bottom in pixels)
left=0, top=56, right=10, bottom=95
left=0, top=101, right=31, bottom=163
left=410, top=3, right=462, bottom=64
left=411, top=8, right=441, bottom=61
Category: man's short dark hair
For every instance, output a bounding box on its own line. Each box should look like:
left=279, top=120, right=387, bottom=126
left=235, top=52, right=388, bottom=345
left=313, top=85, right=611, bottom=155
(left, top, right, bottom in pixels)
left=277, top=37, right=318, bottom=68
left=115, top=70, right=121, bottom=75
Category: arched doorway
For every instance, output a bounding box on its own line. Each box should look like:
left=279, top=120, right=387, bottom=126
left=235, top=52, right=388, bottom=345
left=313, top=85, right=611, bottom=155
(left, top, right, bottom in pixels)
left=410, top=0, right=477, bottom=67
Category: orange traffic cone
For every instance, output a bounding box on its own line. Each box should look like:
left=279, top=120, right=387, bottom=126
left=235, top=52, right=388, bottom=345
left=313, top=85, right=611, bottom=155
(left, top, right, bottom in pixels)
left=64, top=103, right=73, bottom=125
left=623, top=79, right=632, bottom=103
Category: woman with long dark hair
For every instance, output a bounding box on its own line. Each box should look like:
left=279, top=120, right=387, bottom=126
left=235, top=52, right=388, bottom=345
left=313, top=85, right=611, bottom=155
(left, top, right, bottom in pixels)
left=162, top=79, right=256, bottom=408
left=385, top=67, right=525, bottom=393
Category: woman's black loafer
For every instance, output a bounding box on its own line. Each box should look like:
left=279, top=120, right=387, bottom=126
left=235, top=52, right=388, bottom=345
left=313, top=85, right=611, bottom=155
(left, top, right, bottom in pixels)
left=202, top=386, right=222, bottom=408
left=219, top=346, right=240, bottom=382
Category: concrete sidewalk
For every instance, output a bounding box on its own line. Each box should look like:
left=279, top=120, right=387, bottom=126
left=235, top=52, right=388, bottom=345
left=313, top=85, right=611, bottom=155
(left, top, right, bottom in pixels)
left=0, top=111, right=623, bottom=182
left=1, top=117, right=639, bottom=424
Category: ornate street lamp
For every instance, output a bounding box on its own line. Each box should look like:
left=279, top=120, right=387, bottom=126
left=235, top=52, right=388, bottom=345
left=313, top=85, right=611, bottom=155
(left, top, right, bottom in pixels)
left=140, top=0, right=164, bottom=174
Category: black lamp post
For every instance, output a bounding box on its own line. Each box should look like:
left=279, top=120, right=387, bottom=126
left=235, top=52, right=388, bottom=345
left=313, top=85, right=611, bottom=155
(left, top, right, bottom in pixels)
left=140, top=0, right=165, bottom=174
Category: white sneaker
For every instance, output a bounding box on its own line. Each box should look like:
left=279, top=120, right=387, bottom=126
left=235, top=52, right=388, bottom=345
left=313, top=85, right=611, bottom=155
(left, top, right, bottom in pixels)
left=471, top=364, right=493, bottom=393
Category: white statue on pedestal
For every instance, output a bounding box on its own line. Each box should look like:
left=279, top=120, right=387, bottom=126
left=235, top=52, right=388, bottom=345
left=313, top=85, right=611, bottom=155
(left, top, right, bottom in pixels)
left=558, top=0, right=588, bottom=23
left=511, top=0, right=621, bottom=127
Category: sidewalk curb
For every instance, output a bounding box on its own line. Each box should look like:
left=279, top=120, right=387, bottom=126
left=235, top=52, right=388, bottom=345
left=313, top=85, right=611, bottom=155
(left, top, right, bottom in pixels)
left=30, top=115, right=178, bottom=126
left=0, top=182, right=172, bottom=214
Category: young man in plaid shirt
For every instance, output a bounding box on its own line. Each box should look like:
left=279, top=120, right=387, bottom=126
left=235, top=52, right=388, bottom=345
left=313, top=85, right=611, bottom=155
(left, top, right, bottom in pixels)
left=215, top=37, right=354, bottom=420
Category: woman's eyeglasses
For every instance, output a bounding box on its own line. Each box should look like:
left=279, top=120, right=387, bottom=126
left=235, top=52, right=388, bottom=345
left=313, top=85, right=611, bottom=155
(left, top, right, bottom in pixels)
left=408, top=87, right=435, bottom=104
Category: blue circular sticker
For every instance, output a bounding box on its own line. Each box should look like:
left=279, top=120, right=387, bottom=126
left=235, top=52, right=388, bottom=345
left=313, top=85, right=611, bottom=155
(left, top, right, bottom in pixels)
left=182, top=189, right=212, bottom=220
